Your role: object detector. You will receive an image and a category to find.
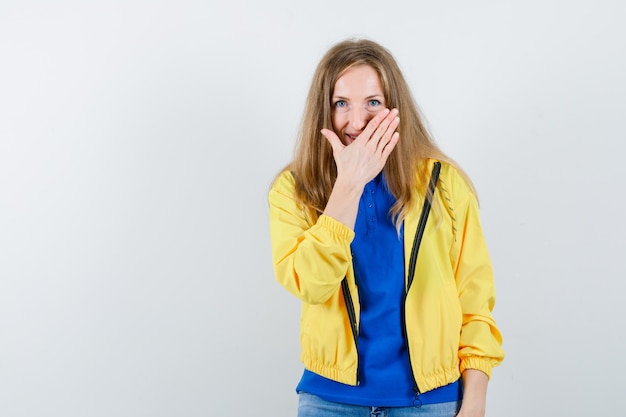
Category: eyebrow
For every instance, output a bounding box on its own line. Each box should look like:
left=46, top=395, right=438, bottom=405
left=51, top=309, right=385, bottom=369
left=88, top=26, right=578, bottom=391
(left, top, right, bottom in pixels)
left=332, top=94, right=385, bottom=101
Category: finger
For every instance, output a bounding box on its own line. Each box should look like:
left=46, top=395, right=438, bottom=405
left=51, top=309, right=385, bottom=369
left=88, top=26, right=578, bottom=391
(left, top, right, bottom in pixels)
left=375, top=132, right=399, bottom=168
left=355, top=108, right=391, bottom=143
left=380, top=132, right=400, bottom=159
left=370, top=112, right=400, bottom=151
left=377, top=108, right=400, bottom=137
left=320, top=128, right=344, bottom=154
left=368, top=108, right=398, bottom=143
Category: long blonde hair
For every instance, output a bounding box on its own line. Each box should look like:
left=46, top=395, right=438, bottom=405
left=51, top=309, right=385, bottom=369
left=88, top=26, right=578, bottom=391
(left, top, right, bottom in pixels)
left=287, top=39, right=474, bottom=224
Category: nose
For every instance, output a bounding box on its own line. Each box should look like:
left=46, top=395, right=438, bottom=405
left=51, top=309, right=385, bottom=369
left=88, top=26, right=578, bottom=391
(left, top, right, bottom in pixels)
left=349, top=106, right=370, bottom=131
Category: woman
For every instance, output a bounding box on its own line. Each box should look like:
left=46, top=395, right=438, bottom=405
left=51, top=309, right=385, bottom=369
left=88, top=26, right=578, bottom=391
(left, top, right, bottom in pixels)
left=268, top=39, right=504, bottom=417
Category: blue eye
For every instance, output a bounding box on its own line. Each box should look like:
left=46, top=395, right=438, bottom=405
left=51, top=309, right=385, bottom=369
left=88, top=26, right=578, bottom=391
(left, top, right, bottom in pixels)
left=368, top=99, right=382, bottom=107
left=334, top=100, right=348, bottom=108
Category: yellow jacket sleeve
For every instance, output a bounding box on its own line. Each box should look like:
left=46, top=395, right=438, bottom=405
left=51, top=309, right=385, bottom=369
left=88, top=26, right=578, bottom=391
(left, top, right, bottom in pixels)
left=446, top=170, right=505, bottom=378
left=268, top=171, right=355, bottom=305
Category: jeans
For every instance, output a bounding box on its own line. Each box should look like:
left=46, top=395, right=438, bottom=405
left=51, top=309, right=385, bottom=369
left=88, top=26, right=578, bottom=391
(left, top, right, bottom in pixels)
left=298, top=392, right=461, bottom=417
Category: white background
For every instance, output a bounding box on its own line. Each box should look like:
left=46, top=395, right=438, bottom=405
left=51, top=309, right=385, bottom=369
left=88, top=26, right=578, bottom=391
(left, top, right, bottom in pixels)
left=1, top=1, right=625, bottom=416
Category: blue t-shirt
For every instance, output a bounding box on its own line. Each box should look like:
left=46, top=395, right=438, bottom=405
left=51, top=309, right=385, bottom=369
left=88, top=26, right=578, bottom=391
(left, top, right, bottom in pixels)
left=296, top=174, right=460, bottom=406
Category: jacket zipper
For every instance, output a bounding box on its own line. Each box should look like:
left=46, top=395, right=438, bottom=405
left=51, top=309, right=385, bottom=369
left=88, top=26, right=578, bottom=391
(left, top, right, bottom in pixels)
left=402, top=290, right=422, bottom=406
left=402, top=212, right=428, bottom=405
left=341, top=277, right=359, bottom=385
left=403, top=161, right=441, bottom=406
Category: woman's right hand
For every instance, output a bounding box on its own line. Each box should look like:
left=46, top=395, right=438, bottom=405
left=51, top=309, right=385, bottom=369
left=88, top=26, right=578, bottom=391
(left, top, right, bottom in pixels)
left=320, top=108, right=400, bottom=229
left=321, top=107, right=400, bottom=191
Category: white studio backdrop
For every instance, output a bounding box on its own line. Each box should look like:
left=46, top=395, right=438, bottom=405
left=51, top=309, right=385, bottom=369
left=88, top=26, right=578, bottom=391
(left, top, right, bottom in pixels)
left=1, top=1, right=624, bottom=416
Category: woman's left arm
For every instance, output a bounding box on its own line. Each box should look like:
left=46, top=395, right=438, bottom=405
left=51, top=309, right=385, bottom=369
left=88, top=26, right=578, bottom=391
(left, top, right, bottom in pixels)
left=456, top=369, right=488, bottom=417
left=445, top=167, right=504, bottom=405
left=453, top=190, right=504, bottom=376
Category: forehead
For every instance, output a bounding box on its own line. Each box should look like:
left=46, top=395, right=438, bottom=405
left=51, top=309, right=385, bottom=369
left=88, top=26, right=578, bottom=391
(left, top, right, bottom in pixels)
left=333, top=65, right=383, bottom=96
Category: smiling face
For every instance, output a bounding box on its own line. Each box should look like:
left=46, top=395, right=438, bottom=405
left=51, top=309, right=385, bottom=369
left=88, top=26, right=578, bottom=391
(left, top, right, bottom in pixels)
left=331, top=65, right=386, bottom=145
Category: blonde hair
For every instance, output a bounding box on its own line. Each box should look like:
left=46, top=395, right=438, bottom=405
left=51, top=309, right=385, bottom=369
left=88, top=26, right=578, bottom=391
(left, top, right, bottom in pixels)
left=287, top=38, right=474, bottom=224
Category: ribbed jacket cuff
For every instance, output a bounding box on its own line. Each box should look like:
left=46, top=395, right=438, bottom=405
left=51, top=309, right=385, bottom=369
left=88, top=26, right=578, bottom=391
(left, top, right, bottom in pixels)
left=317, top=214, right=355, bottom=242
left=460, top=356, right=493, bottom=379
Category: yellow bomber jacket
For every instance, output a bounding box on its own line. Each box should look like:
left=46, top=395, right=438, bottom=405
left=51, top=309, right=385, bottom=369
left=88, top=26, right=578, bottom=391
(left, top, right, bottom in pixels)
left=268, top=160, right=504, bottom=393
